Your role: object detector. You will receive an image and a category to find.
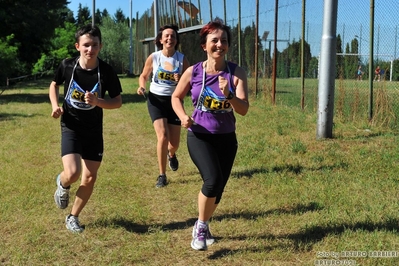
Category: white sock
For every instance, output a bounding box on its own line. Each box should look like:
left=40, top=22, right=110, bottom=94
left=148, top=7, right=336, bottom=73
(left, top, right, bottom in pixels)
left=197, top=220, right=207, bottom=228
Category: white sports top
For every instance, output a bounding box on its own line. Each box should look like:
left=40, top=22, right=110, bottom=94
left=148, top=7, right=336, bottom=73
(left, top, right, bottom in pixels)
left=150, top=50, right=184, bottom=96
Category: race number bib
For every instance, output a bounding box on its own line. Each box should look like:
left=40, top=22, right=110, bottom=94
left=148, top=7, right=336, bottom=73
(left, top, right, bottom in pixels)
left=196, top=86, right=233, bottom=113
left=66, top=80, right=99, bottom=110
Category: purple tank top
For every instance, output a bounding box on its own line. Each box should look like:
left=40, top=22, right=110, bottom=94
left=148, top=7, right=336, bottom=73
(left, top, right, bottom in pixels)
left=189, top=61, right=237, bottom=134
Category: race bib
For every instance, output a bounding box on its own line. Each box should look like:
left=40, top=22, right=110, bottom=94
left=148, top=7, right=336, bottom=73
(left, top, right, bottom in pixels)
left=66, top=80, right=99, bottom=110
left=196, top=86, right=233, bottom=113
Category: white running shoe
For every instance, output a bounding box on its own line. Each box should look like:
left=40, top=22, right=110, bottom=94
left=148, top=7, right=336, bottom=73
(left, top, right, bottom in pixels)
left=191, top=221, right=208, bottom=251
left=192, top=220, right=215, bottom=246
left=54, top=174, right=69, bottom=209
left=65, top=215, right=84, bottom=233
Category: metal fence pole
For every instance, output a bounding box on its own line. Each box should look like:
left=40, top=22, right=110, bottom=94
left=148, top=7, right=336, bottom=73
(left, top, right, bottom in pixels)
left=368, top=0, right=375, bottom=122
left=316, top=0, right=338, bottom=139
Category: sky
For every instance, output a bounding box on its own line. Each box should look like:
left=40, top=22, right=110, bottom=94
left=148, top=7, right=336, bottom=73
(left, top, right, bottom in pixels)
left=67, top=0, right=153, bottom=18
left=67, top=0, right=399, bottom=61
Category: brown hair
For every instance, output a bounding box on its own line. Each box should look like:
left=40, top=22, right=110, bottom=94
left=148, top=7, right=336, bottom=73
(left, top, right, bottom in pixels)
left=154, top=24, right=180, bottom=50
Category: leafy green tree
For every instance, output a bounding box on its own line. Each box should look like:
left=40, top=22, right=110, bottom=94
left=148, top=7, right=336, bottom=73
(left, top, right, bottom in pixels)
left=114, top=8, right=128, bottom=24
left=277, top=39, right=311, bottom=78
left=77, top=4, right=92, bottom=27
left=243, top=23, right=256, bottom=76
left=102, top=9, right=110, bottom=18
left=33, top=22, right=77, bottom=74
left=0, top=0, right=69, bottom=75
left=95, top=9, right=103, bottom=25
left=336, top=34, right=344, bottom=78
left=308, top=56, right=319, bottom=78
left=0, top=35, right=19, bottom=85
left=100, top=16, right=130, bottom=73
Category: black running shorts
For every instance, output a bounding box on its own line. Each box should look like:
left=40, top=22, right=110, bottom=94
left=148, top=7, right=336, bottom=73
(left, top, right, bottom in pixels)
left=147, top=91, right=181, bottom=125
left=61, top=125, right=104, bottom=162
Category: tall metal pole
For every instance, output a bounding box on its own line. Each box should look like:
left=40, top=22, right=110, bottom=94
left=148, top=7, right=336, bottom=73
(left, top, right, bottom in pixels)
left=154, top=0, right=160, bottom=52
left=368, top=0, right=375, bottom=121
left=209, top=0, right=213, bottom=21
left=255, top=0, right=259, bottom=96
left=271, top=0, right=278, bottom=105
left=316, top=0, right=338, bottom=139
left=92, top=0, right=95, bottom=25
left=129, top=0, right=133, bottom=75
left=238, top=0, right=241, bottom=66
left=359, top=25, right=362, bottom=62
left=300, top=0, right=305, bottom=110
left=223, top=0, right=226, bottom=25
left=394, top=26, right=398, bottom=59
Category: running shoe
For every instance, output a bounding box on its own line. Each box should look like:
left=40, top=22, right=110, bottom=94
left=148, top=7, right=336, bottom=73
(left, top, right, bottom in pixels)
left=54, top=174, right=70, bottom=209
left=156, top=174, right=167, bottom=188
left=65, top=215, right=84, bottom=233
left=168, top=153, right=179, bottom=171
left=191, top=221, right=208, bottom=251
left=192, top=220, right=215, bottom=246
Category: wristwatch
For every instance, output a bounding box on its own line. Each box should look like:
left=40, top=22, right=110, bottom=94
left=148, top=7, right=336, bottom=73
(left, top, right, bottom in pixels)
left=226, top=91, right=235, bottom=100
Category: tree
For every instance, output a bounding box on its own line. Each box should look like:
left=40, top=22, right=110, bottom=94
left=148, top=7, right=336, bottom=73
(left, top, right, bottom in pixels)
left=0, top=35, right=19, bottom=84
left=76, top=4, right=92, bottom=27
left=0, top=0, right=69, bottom=75
left=277, top=39, right=311, bottom=78
left=114, top=8, right=128, bottom=24
left=243, top=23, right=256, bottom=76
left=336, top=34, right=344, bottom=78
left=100, top=16, right=130, bottom=73
left=33, top=22, right=78, bottom=75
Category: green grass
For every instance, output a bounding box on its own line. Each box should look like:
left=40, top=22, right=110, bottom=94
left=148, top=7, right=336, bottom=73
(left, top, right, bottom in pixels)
left=1, top=77, right=399, bottom=265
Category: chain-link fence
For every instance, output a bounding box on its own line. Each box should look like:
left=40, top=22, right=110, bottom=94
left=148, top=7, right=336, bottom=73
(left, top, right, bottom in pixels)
left=132, top=0, right=399, bottom=130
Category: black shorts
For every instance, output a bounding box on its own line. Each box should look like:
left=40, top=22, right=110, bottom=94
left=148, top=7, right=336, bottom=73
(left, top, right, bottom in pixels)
left=147, top=91, right=180, bottom=125
left=61, top=125, right=104, bottom=162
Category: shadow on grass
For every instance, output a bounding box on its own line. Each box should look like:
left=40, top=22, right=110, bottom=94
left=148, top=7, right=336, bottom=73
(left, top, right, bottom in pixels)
left=284, top=217, right=399, bottom=251
left=89, top=203, right=399, bottom=259
left=0, top=113, right=43, bottom=121
left=90, top=217, right=151, bottom=233
left=213, top=202, right=324, bottom=221
left=89, top=202, right=323, bottom=234
left=0, top=93, right=50, bottom=104
left=208, top=247, right=273, bottom=260
left=232, top=162, right=349, bottom=178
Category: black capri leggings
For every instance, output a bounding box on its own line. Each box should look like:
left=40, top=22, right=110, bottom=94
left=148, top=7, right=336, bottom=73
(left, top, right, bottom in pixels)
left=187, top=131, right=238, bottom=204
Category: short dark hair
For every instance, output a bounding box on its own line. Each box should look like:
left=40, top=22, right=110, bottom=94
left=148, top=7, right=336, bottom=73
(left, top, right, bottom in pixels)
left=75, top=24, right=102, bottom=43
left=154, top=24, right=180, bottom=50
left=199, top=18, right=231, bottom=47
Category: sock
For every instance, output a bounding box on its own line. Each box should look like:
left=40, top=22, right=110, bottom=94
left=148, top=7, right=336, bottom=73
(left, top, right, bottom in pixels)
left=61, top=184, right=71, bottom=189
left=197, top=219, right=207, bottom=228
left=58, top=174, right=70, bottom=189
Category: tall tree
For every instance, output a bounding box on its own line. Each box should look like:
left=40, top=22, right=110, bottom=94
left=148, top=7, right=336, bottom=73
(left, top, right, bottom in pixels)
left=114, top=8, right=128, bottom=25
left=336, top=34, right=344, bottom=78
left=243, top=23, right=256, bottom=76
left=33, top=22, right=78, bottom=75
left=100, top=16, right=130, bottom=73
left=0, top=35, right=19, bottom=84
left=76, top=4, right=92, bottom=27
left=0, top=0, right=69, bottom=74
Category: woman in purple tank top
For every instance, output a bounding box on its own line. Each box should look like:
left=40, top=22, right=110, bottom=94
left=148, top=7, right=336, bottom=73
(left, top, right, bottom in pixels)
left=172, top=19, right=249, bottom=251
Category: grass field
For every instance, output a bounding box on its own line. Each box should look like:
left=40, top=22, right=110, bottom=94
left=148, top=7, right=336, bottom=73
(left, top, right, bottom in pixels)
left=1, top=77, right=399, bottom=265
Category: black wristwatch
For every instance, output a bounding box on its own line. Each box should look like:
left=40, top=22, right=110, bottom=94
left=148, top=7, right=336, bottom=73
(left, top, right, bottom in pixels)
left=226, top=91, right=235, bottom=100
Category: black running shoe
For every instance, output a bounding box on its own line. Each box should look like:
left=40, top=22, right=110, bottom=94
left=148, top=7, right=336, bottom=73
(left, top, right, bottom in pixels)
left=156, top=174, right=167, bottom=188
left=168, top=153, right=179, bottom=171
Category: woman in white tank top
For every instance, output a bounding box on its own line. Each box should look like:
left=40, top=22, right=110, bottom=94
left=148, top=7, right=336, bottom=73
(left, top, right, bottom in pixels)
left=136, top=24, right=190, bottom=188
